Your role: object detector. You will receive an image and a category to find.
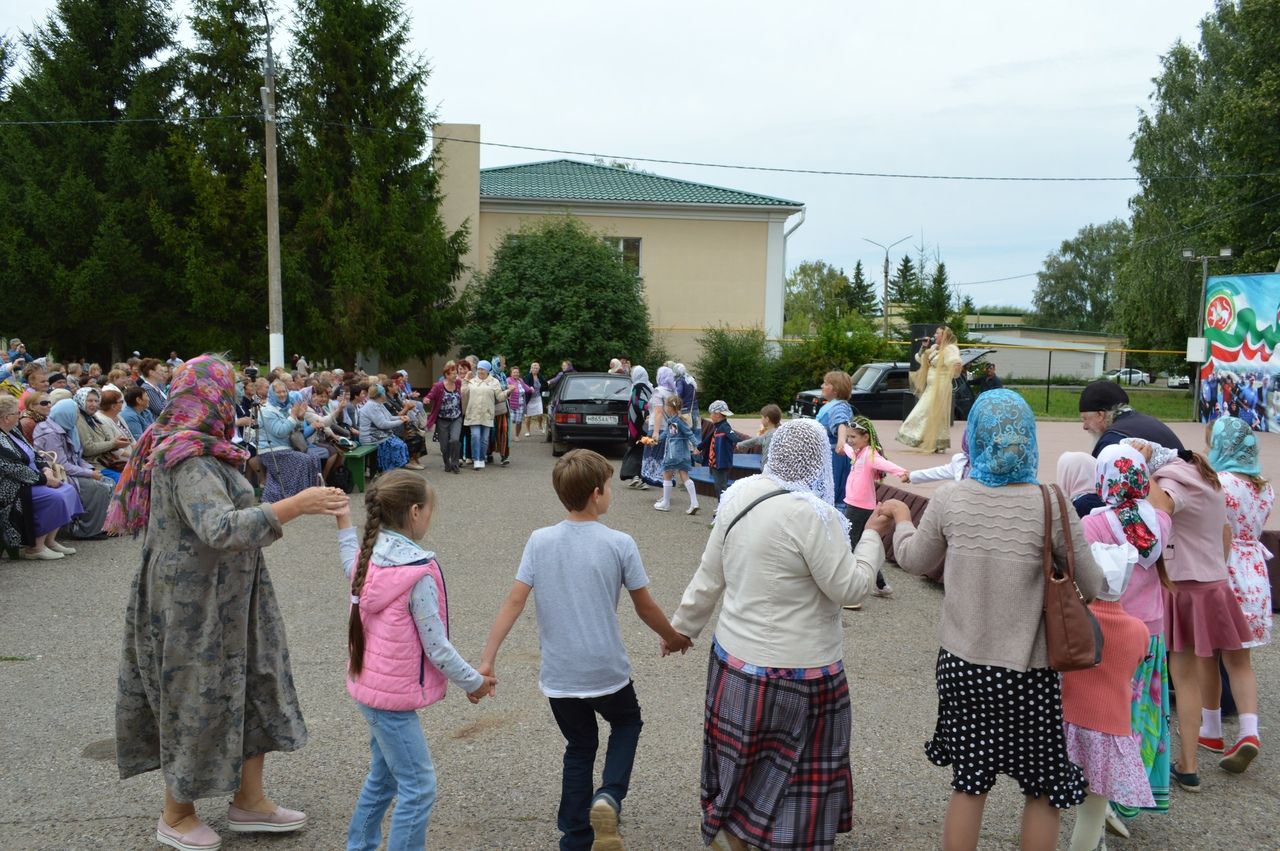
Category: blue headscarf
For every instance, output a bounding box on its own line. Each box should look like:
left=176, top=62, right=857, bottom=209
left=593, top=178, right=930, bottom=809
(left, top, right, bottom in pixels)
left=48, top=397, right=83, bottom=453
left=1208, top=415, right=1262, bottom=477
left=966, top=389, right=1038, bottom=487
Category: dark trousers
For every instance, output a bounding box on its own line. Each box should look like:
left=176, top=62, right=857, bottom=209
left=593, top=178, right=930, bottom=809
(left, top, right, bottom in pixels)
left=434, top=416, right=462, bottom=471
left=548, top=682, right=643, bottom=851
left=711, top=467, right=730, bottom=497
left=844, top=503, right=886, bottom=589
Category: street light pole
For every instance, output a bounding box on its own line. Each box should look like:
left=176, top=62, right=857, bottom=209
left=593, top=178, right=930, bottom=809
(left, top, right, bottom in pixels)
left=259, top=0, right=284, bottom=372
left=1182, top=246, right=1232, bottom=422
left=863, top=235, right=911, bottom=338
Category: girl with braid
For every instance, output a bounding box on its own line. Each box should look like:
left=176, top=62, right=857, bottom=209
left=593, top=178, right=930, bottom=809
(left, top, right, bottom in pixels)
left=841, top=415, right=907, bottom=599
left=336, top=470, right=496, bottom=850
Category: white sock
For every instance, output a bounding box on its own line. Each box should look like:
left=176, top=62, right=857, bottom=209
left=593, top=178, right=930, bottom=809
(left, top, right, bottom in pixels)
left=1068, top=794, right=1107, bottom=851
left=684, top=479, right=698, bottom=506
left=1239, top=713, right=1259, bottom=740
left=1202, top=707, right=1223, bottom=739
left=660, top=480, right=672, bottom=506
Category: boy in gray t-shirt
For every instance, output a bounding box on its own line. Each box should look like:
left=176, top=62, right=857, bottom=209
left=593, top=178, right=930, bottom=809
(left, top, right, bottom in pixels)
left=481, top=449, right=690, bottom=851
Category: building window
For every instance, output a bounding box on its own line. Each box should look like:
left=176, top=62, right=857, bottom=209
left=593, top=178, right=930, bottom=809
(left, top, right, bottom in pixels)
left=605, top=237, right=641, bottom=276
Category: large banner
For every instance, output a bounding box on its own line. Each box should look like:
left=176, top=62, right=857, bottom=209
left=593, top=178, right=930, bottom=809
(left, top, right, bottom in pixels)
left=1200, top=272, right=1280, bottom=429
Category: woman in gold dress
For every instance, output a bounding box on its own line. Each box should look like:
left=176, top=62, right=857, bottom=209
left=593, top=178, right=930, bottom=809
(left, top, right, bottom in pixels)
left=896, top=326, right=962, bottom=453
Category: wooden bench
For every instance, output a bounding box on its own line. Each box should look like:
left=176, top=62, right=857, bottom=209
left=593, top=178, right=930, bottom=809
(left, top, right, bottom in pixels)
left=343, top=444, right=378, bottom=492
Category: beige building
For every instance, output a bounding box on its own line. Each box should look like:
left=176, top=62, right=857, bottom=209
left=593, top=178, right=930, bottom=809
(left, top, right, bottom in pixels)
left=432, top=124, right=805, bottom=369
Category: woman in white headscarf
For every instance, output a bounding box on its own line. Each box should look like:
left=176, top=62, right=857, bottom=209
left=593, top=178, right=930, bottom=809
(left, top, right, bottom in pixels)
left=621, top=366, right=653, bottom=488
left=667, top=419, right=886, bottom=851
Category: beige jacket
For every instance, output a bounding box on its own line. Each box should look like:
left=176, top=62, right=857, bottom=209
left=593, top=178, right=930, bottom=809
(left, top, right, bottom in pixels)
left=671, top=475, right=882, bottom=668
left=462, top=376, right=508, bottom=427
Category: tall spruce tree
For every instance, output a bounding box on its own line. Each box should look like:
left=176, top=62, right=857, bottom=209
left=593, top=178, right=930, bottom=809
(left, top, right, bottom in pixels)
left=0, top=0, right=181, bottom=361
left=285, top=0, right=467, bottom=363
left=888, top=254, right=921, bottom=304
left=150, top=0, right=271, bottom=359
left=905, top=260, right=955, bottom=326
left=848, top=259, right=877, bottom=316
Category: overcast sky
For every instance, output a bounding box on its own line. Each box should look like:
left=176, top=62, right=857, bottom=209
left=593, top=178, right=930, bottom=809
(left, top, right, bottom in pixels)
left=2, top=1, right=1214, bottom=308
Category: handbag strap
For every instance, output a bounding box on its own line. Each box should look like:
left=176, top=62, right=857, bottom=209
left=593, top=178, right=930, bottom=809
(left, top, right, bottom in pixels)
left=1051, top=485, right=1078, bottom=583
left=723, top=489, right=789, bottom=540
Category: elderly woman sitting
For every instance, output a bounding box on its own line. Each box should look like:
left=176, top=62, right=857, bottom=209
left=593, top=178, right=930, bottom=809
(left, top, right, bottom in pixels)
left=19, top=391, right=50, bottom=443
left=72, top=388, right=131, bottom=480
left=359, top=382, right=419, bottom=473
left=256, top=379, right=324, bottom=503
left=0, top=395, right=84, bottom=559
left=32, top=398, right=111, bottom=539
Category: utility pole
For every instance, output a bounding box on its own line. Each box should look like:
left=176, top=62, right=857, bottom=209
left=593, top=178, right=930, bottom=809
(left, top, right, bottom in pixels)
left=1181, top=246, right=1232, bottom=422
left=259, top=0, right=284, bottom=372
left=863, top=235, right=911, bottom=338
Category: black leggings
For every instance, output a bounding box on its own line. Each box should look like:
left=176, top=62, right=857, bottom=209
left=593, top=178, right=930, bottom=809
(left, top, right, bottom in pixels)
left=843, top=503, right=886, bottom=589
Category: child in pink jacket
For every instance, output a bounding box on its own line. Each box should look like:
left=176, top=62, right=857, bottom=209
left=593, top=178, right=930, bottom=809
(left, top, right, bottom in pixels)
left=842, top=416, right=906, bottom=600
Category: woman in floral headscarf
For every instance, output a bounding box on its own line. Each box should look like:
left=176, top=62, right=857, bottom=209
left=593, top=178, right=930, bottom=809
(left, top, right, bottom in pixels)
left=113, top=355, right=348, bottom=851
left=883, top=390, right=1103, bottom=851
left=668, top=419, right=886, bottom=851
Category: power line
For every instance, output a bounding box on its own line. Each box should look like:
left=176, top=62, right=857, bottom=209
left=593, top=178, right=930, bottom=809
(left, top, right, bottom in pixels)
left=3, top=112, right=1280, bottom=184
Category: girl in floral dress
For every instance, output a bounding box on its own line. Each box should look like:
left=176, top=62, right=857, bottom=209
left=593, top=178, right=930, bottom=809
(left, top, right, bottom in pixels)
left=1203, top=416, right=1270, bottom=774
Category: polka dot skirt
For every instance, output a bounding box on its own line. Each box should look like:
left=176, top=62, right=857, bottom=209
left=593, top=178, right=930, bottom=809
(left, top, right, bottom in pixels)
left=926, top=649, right=1088, bottom=809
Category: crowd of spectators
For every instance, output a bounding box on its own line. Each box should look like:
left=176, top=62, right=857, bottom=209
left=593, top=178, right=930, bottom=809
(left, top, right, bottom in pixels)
left=1, top=338, right=700, bottom=559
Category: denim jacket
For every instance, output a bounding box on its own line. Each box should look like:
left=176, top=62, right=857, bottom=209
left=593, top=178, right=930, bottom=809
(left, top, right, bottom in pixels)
left=656, top=414, right=698, bottom=467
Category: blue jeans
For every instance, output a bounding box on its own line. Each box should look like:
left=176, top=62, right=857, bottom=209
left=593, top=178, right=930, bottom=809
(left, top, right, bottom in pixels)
left=347, top=705, right=437, bottom=851
left=469, top=424, right=490, bottom=462
left=548, top=683, right=643, bottom=851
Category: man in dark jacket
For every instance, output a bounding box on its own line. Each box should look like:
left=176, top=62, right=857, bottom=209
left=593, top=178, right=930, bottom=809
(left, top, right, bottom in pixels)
left=978, top=363, right=1003, bottom=393
left=1079, top=380, right=1184, bottom=457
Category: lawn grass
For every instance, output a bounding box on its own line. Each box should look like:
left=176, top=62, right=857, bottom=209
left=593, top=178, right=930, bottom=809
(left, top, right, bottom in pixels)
left=1013, top=387, right=1195, bottom=422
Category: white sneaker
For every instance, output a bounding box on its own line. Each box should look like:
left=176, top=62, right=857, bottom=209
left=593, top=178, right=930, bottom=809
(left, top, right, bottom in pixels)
left=686, top=504, right=700, bottom=515
left=48, top=541, right=77, bottom=555
left=474, top=460, right=485, bottom=469
left=1104, top=805, right=1129, bottom=839
left=653, top=501, right=670, bottom=512
left=22, top=548, right=64, bottom=560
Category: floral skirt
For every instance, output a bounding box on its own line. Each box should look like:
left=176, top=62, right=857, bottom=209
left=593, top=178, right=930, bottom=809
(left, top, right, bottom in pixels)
left=1113, top=634, right=1170, bottom=819
left=1063, top=723, right=1155, bottom=807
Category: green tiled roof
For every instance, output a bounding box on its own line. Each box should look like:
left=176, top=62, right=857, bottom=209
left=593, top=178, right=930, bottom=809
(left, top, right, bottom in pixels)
left=479, top=159, right=802, bottom=208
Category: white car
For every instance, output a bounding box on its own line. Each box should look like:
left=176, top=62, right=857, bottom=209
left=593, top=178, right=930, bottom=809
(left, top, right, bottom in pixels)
left=1167, top=373, right=1191, bottom=389
left=1102, top=368, right=1148, bottom=386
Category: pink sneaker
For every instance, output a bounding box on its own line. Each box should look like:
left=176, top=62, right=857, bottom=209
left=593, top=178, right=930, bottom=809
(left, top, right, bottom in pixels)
left=156, top=816, right=221, bottom=851
left=225, top=803, right=307, bottom=833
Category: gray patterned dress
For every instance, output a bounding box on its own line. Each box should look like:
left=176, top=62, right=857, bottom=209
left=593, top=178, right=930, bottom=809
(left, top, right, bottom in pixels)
left=116, top=456, right=308, bottom=801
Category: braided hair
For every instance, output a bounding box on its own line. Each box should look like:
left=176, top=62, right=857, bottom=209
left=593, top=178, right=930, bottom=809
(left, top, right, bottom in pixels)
left=850, top=414, right=891, bottom=480
left=347, top=470, right=434, bottom=676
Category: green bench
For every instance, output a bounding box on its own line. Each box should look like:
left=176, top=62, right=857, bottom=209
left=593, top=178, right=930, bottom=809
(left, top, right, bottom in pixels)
left=343, top=443, right=379, bottom=492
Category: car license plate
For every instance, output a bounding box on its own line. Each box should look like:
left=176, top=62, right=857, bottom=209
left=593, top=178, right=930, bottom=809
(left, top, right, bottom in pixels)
left=585, top=415, right=617, bottom=425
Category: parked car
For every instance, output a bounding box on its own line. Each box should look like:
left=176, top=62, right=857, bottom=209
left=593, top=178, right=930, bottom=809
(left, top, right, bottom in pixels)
left=545, top=371, right=631, bottom=456
left=1101, top=367, right=1150, bottom=386
left=1167, top=372, right=1191, bottom=389
left=789, top=348, right=996, bottom=421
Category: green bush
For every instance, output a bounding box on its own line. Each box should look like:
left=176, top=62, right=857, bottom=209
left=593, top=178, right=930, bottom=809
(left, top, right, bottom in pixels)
left=694, top=325, right=778, bottom=413
left=775, top=316, right=897, bottom=402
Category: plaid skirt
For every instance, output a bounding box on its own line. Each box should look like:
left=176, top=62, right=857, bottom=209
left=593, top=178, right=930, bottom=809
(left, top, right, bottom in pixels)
left=701, top=648, right=853, bottom=851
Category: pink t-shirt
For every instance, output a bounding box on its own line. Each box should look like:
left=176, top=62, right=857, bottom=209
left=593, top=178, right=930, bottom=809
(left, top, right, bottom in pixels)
left=1154, top=460, right=1231, bottom=584
left=1080, top=509, right=1172, bottom=636
left=842, top=445, right=907, bottom=510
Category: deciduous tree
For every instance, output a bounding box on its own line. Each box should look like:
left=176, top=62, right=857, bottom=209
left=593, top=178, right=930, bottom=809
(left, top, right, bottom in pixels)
left=1031, top=219, right=1129, bottom=331
left=459, top=217, right=651, bottom=369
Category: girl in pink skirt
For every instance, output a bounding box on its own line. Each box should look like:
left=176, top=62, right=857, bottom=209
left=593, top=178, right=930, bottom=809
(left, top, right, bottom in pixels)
left=1150, top=446, right=1254, bottom=791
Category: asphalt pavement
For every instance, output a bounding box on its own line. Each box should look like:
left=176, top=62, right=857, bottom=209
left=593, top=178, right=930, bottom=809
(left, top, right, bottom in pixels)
left=1, top=434, right=1277, bottom=850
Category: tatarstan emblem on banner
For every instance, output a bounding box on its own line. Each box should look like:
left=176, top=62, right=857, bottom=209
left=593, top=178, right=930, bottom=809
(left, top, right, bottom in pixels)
left=1199, top=273, right=1280, bottom=430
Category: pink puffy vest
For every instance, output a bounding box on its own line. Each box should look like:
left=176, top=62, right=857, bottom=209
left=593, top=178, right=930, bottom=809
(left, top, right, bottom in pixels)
left=346, top=560, right=449, bottom=711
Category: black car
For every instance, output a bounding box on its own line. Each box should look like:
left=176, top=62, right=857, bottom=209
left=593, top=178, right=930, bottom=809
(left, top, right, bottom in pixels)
left=545, top=372, right=631, bottom=456
left=789, top=348, right=996, bottom=421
